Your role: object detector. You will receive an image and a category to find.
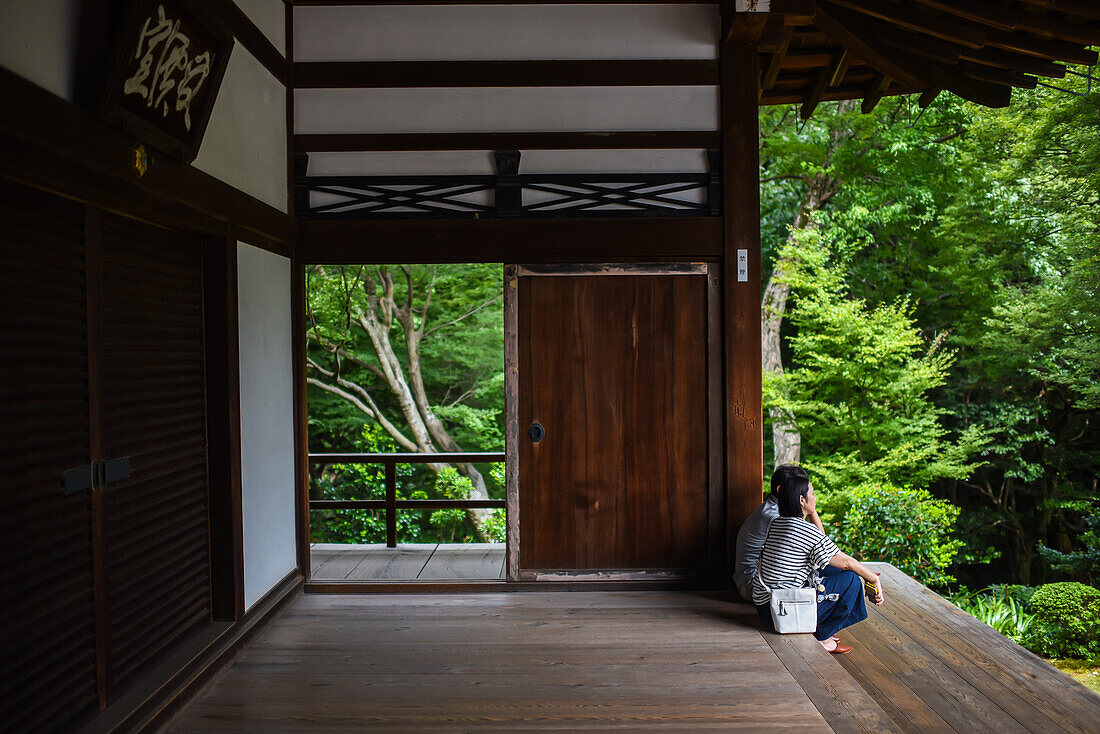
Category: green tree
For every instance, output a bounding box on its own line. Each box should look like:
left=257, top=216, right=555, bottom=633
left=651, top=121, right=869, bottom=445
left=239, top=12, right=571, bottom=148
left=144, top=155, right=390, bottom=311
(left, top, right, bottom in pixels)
left=768, top=228, right=985, bottom=501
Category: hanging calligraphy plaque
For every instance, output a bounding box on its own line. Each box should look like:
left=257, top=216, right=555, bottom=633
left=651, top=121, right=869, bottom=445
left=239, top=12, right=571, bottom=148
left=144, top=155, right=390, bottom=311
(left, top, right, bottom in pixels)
left=101, top=0, right=233, bottom=162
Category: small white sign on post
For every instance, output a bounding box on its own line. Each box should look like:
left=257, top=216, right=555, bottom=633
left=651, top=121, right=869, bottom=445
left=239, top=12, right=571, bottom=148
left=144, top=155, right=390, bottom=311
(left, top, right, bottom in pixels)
left=735, top=0, right=771, bottom=11
left=737, top=249, right=749, bottom=282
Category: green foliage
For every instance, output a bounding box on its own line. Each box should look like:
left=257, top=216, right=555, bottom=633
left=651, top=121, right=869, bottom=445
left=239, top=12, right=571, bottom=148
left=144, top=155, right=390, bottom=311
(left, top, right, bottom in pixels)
left=429, top=468, right=475, bottom=543
left=1039, top=510, right=1100, bottom=586
left=761, top=88, right=1100, bottom=585
left=831, top=484, right=964, bottom=588
left=949, top=587, right=1036, bottom=645
left=1026, top=582, right=1100, bottom=661
left=305, top=263, right=504, bottom=454
left=769, top=228, right=986, bottom=495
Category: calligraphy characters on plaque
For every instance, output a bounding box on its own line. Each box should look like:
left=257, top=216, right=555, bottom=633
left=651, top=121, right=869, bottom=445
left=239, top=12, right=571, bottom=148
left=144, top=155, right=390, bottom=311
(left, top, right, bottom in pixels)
left=101, top=0, right=233, bottom=162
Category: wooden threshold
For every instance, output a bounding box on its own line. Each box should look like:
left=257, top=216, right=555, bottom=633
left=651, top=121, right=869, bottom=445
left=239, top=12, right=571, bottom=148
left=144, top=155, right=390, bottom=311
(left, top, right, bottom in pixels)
left=305, top=579, right=699, bottom=593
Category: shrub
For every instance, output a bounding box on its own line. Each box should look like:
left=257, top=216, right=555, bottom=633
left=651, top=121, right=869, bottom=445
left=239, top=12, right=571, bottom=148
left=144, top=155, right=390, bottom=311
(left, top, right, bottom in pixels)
left=1026, top=582, right=1100, bottom=661
left=950, top=588, right=1035, bottom=644
left=830, top=483, right=964, bottom=588
left=482, top=509, right=507, bottom=543
left=429, top=468, right=474, bottom=543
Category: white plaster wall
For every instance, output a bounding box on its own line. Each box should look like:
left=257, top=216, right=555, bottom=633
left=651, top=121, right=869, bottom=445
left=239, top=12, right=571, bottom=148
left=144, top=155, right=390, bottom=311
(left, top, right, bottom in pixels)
left=237, top=243, right=296, bottom=611
left=0, top=0, right=80, bottom=100
left=234, top=0, right=286, bottom=56
left=295, top=86, right=718, bottom=135
left=194, top=45, right=288, bottom=212
left=295, top=4, right=718, bottom=61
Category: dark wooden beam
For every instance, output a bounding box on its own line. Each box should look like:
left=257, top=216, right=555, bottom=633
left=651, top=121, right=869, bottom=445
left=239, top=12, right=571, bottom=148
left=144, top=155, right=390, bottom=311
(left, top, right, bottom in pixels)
left=1015, top=9, right=1100, bottom=47
left=918, top=86, right=943, bottom=108
left=861, top=73, right=893, bottom=113
left=801, top=50, right=846, bottom=119
left=960, top=62, right=1038, bottom=90
left=294, top=60, right=718, bottom=88
left=815, top=3, right=929, bottom=88
left=878, top=23, right=963, bottom=66
left=0, top=66, right=296, bottom=254
left=298, top=218, right=722, bottom=264
left=910, top=0, right=1018, bottom=32
left=720, top=28, right=764, bottom=568
left=213, top=0, right=289, bottom=85
left=294, top=131, right=720, bottom=152
left=826, top=0, right=988, bottom=49
left=818, top=2, right=1012, bottom=108
left=983, top=27, right=1099, bottom=65
left=960, top=46, right=1066, bottom=78
left=762, top=26, right=796, bottom=90
left=1017, top=0, right=1100, bottom=22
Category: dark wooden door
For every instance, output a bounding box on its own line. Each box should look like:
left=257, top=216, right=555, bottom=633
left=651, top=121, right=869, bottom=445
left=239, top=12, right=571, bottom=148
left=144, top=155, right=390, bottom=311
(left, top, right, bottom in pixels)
left=0, top=181, right=213, bottom=730
left=517, top=270, right=710, bottom=575
left=99, top=215, right=211, bottom=697
left=0, top=182, right=99, bottom=734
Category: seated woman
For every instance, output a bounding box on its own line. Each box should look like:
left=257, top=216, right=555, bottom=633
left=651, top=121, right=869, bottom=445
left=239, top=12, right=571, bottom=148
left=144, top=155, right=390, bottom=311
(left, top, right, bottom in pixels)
left=751, top=474, right=884, bottom=654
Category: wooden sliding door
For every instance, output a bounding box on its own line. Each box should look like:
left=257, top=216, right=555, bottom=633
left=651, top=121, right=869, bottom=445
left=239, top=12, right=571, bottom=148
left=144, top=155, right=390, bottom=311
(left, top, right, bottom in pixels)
left=0, top=180, right=214, bottom=732
left=0, top=182, right=100, bottom=733
left=100, top=216, right=212, bottom=698
left=512, top=265, right=717, bottom=580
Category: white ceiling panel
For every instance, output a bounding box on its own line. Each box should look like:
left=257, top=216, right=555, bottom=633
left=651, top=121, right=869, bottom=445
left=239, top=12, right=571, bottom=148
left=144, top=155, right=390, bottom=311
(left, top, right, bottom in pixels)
left=295, top=86, right=719, bottom=135
left=294, top=4, right=719, bottom=62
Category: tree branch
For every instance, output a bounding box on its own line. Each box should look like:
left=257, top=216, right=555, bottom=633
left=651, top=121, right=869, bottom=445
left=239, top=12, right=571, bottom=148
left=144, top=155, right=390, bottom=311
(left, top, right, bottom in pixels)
left=424, top=292, right=503, bottom=339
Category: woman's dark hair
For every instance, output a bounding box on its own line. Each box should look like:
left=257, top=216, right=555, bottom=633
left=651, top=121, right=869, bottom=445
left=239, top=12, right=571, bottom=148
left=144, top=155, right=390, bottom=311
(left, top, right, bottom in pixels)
left=770, top=464, right=808, bottom=496
left=777, top=475, right=811, bottom=517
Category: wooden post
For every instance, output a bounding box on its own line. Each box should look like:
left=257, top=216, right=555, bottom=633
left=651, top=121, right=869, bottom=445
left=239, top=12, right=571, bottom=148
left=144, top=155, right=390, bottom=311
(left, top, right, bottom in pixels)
left=205, top=231, right=245, bottom=620
left=721, top=12, right=766, bottom=585
left=385, top=460, right=398, bottom=548
left=292, top=260, right=312, bottom=580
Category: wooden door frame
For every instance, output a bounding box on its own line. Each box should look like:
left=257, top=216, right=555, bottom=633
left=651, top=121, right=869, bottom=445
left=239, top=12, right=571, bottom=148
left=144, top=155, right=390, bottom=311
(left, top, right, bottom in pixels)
left=504, top=262, right=722, bottom=583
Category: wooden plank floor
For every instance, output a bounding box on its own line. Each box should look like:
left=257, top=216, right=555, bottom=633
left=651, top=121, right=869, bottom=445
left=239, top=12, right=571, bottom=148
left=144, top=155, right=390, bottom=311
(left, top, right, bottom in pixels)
left=840, top=564, right=1100, bottom=734
left=166, top=568, right=1100, bottom=732
left=310, top=543, right=505, bottom=581
left=166, top=593, right=872, bottom=732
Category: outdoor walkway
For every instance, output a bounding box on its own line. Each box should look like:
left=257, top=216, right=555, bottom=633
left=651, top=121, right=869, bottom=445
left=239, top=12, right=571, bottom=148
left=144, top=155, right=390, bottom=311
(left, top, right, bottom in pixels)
left=310, top=543, right=505, bottom=581
left=167, top=564, right=1100, bottom=732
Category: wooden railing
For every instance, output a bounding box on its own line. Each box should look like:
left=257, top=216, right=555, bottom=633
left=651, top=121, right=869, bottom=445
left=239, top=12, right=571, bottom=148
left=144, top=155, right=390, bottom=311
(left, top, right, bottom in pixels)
left=308, top=452, right=506, bottom=547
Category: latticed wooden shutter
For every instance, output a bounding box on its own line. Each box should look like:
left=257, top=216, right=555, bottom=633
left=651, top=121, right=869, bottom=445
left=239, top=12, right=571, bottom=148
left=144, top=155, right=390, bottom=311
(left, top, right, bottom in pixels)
left=0, top=182, right=99, bottom=733
left=100, top=215, right=212, bottom=697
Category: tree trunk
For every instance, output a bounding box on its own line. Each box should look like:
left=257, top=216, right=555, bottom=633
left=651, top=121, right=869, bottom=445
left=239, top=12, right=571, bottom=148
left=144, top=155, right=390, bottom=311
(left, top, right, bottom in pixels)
left=761, top=176, right=833, bottom=468
left=761, top=102, right=855, bottom=470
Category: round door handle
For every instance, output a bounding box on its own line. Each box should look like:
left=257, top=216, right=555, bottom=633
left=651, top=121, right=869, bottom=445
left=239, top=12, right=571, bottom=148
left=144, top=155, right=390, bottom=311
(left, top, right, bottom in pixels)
left=528, top=421, right=546, bottom=443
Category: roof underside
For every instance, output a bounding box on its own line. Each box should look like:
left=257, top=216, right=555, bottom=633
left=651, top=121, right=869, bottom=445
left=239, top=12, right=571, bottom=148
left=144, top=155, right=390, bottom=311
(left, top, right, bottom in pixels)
left=756, top=0, right=1099, bottom=116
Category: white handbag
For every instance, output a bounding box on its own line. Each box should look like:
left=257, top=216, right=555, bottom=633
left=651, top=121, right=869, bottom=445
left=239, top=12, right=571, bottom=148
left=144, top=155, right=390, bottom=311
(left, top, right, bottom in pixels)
left=766, top=585, right=818, bottom=634
left=755, top=524, right=818, bottom=634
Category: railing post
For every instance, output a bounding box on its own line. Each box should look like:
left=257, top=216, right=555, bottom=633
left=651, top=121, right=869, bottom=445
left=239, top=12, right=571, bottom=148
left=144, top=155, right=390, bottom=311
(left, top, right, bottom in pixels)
left=385, top=460, right=397, bottom=548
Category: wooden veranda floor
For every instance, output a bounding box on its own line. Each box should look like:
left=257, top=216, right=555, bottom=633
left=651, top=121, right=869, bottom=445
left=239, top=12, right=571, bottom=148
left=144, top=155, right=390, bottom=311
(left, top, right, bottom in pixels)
left=310, top=543, right=506, bottom=581
left=166, top=564, right=1100, bottom=732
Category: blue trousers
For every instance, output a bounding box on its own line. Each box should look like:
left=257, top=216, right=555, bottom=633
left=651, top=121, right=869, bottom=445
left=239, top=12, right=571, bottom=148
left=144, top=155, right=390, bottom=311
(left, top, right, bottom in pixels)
left=755, top=565, right=868, bottom=641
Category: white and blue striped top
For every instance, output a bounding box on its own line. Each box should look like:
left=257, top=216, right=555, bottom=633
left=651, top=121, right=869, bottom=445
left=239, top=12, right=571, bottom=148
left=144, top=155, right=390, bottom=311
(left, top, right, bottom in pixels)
left=751, top=517, right=840, bottom=606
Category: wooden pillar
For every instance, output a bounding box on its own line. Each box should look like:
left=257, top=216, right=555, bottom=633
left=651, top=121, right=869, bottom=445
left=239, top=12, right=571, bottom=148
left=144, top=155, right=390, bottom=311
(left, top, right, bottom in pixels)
left=292, top=261, right=312, bottom=579
left=205, top=231, right=246, bottom=620
left=721, top=13, right=766, bottom=580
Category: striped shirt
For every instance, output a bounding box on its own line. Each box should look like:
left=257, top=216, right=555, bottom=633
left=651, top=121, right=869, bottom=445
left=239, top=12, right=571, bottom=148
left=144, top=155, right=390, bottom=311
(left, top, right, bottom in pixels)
left=751, top=517, right=840, bottom=606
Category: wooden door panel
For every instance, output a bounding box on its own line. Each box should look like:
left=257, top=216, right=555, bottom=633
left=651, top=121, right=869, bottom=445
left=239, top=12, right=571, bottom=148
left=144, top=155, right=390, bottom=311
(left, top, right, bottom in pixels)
left=518, top=273, right=708, bottom=573
left=100, top=216, right=211, bottom=696
left=0, top=181, right=99, bottom=733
